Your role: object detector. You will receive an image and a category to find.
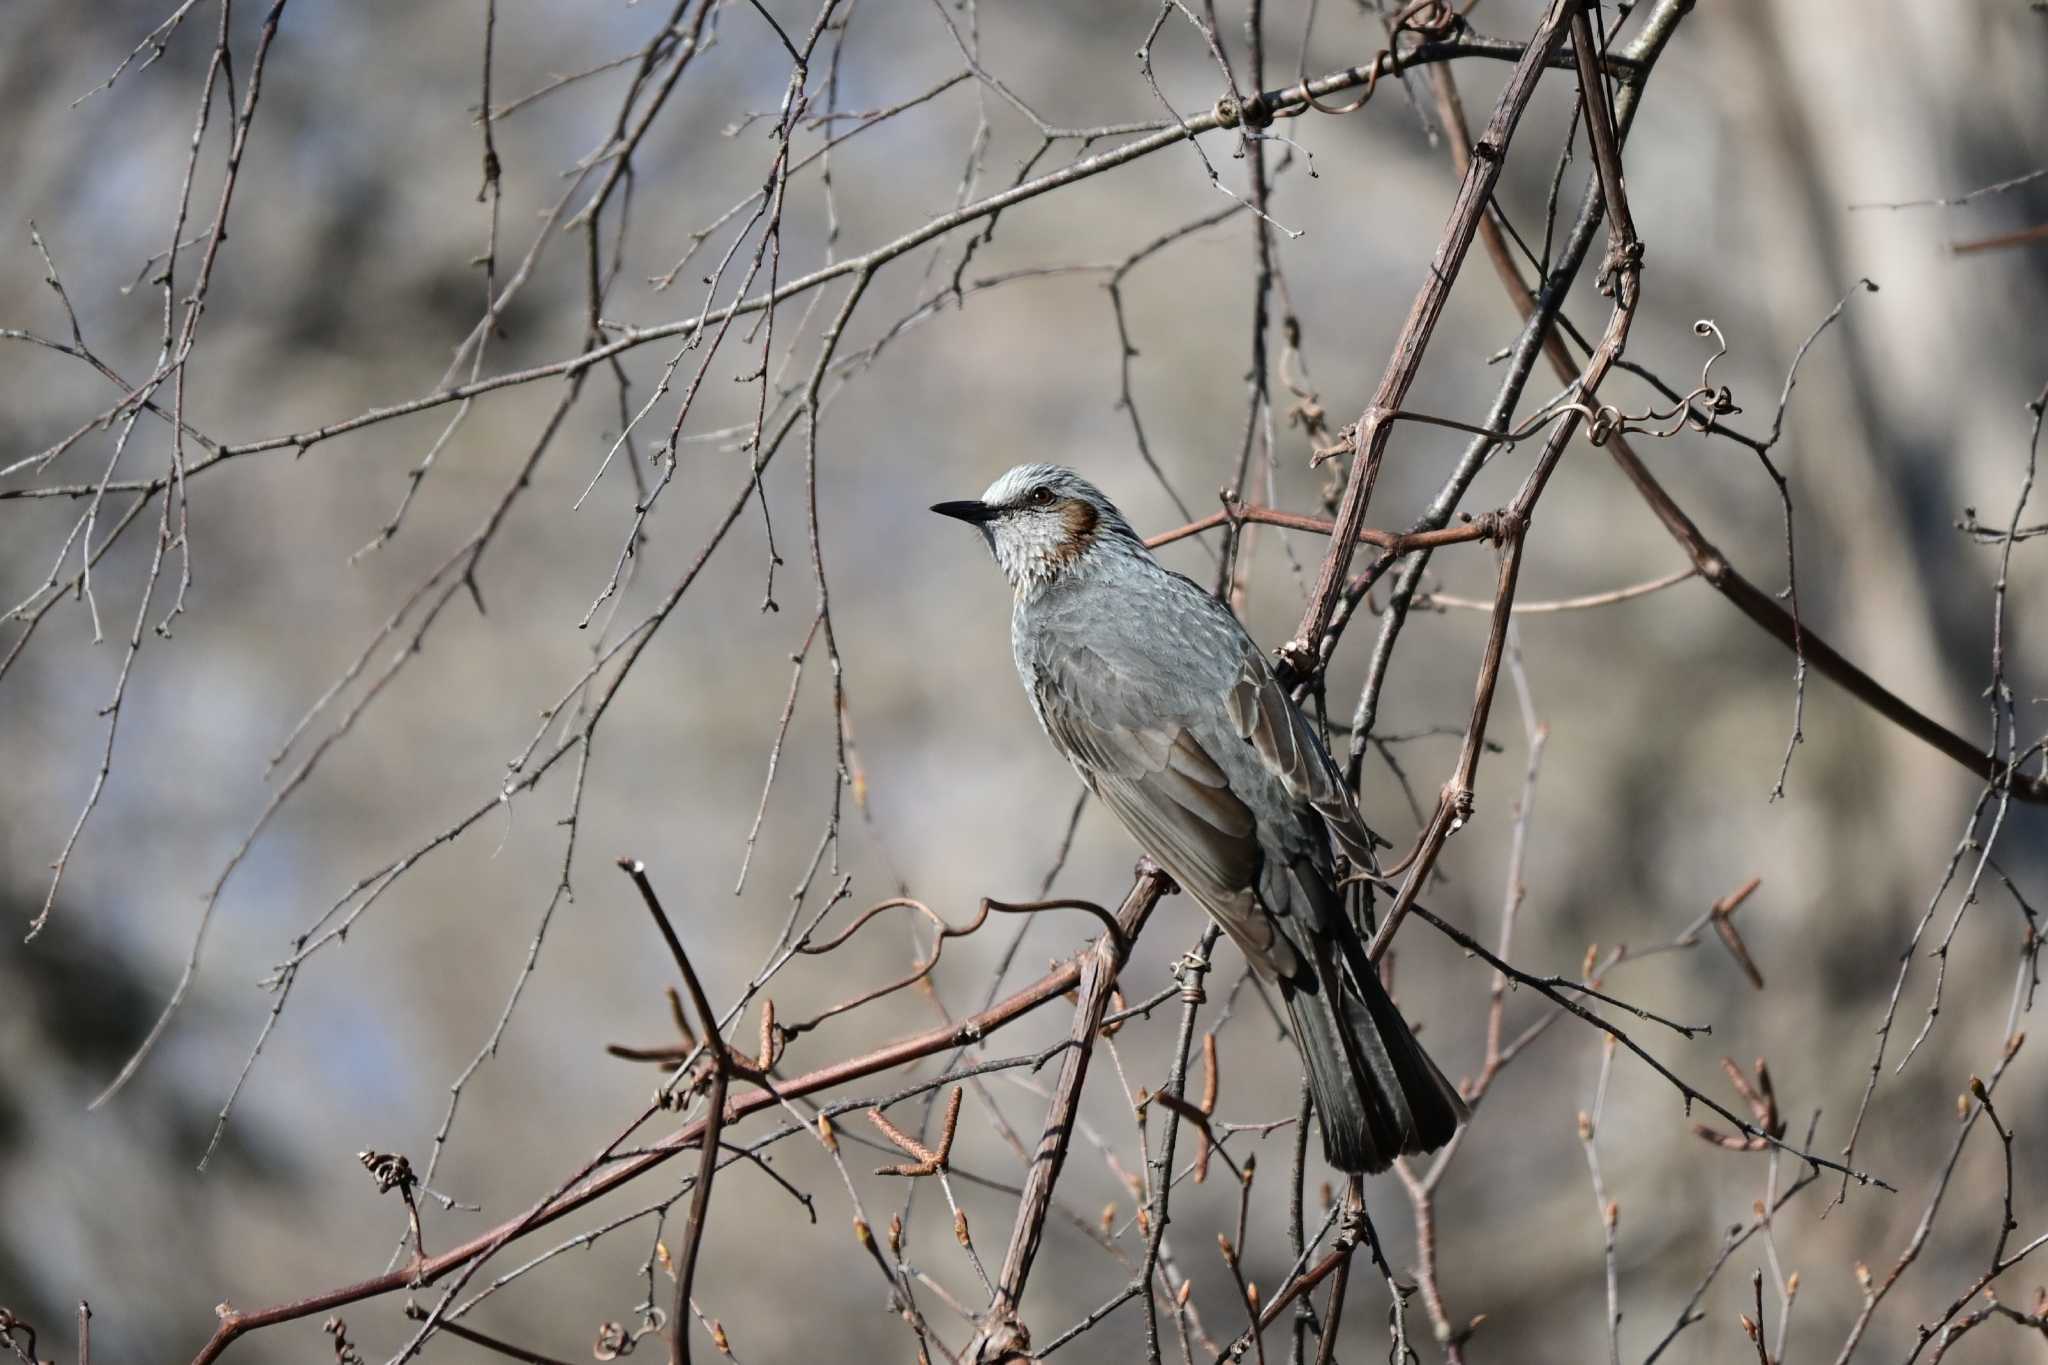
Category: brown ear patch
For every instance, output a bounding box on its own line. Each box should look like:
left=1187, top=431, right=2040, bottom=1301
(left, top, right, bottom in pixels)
left=1055, top=498, right=1100, bottom=561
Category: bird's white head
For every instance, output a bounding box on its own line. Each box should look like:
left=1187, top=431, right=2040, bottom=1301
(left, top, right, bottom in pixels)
left=931, top=464, right=1148, bottom=592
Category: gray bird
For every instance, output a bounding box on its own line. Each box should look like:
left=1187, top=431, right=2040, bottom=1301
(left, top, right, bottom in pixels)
left=934, top=464, right=1466, bottom=1173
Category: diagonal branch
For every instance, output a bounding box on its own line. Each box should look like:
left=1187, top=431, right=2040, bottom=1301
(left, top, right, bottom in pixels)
left=969, top=871, right=1169, bottom=1360
left=3, top=31, right=1638, bottom=506
left=1430, top=4, right=2048, bottom=807
left=1282, top=0, right=1579, bottom=679
left=1367, top=0, right=1646, bottom=965
left=187, top=870, right=1169, bottom=1365
left=617, top=859, right=729, bottom=1365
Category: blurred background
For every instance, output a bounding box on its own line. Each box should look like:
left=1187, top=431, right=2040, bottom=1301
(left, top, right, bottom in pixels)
left=3, top=1, right=2046, bottom=1361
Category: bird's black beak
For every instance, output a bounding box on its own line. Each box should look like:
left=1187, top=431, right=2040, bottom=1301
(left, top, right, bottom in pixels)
left=930, top=499, right=996, bottom=525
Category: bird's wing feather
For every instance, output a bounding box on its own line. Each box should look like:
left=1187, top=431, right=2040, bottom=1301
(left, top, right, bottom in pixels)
left=1224, top=649, right=1377, bottom=876
left=1033, top=646, right=1300, bottom=977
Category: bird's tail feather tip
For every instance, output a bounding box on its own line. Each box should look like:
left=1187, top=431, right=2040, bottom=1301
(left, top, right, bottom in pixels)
left=1285, top=971, right=1466, bottom=1175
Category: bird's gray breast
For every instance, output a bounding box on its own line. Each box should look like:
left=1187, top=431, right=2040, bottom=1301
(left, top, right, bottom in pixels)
left=1011, top=563, right=1245, bottom=740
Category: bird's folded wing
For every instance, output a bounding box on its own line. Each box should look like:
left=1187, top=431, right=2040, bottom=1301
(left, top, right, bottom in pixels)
left=1225, top=651, right=1377, bottom=876
left=1033, top=650, right=1300, bottom=977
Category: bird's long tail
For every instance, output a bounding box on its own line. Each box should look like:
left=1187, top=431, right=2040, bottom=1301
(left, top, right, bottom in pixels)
left=1283, top=927, right=1467, bottom=1174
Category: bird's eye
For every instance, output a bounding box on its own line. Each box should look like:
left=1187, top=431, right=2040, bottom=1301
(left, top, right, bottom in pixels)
left=1029, top=487, right=1056, bottom=507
